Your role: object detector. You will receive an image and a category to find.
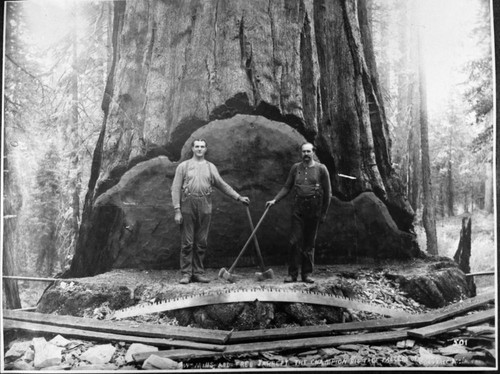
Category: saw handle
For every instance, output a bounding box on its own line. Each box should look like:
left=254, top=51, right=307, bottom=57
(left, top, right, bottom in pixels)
left=228, top=205, right=271, bottom=273
left=245, top=205, right=266, bottom=272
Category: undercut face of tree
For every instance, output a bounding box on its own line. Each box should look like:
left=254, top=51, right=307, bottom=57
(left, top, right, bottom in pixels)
left=68, top=0, right=418, bottom=277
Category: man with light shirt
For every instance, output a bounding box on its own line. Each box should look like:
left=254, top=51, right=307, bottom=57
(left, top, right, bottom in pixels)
left=172, top=139, right=250, bottom=284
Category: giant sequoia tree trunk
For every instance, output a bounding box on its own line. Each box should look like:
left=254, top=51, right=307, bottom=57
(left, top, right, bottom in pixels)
left=68, top=0, right=418, bottom=277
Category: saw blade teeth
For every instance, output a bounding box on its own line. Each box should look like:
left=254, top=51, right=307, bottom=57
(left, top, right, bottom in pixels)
left=112, top=288, right=413, bottom=318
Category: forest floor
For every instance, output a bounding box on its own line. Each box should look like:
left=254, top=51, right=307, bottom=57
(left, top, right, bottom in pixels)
left=6, top=211, right=497, bottom=370
left=5, top=262, right=496, bottom=370
left=415, top=210, right=496, bottom=293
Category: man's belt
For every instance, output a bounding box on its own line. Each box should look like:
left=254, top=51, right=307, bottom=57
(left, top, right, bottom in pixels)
left=183, top=189, right=211, bottom=197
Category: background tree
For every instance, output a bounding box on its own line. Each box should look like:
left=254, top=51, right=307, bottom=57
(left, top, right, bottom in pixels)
left=370, top=0, right=493, bottom=256
left=417, top=30, right=438, bottom=255
left=3, top=1, right=43, bottom=304
left=3, top=0, right=111, bottom=279
left=464, top=0, right=494, bottom=213
left=32, top=147, right=62, bottom=275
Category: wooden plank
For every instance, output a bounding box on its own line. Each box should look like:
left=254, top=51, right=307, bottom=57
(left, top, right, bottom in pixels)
left=3, top=310, right=230, bottom=344
left=12, top=307, right=38, bottom=312
left=133, top=330, right=408, bottom=362
left=428, top=291, right=495, bottom=324
left=227, top=291, right=496, bottom=343
left=407, top=308, right=496, bottom=339
left=135, top=349, right=217, bottom=362
left=3, top=319, right=224, bottom=352
left=228, top=314, right=429, bottom=344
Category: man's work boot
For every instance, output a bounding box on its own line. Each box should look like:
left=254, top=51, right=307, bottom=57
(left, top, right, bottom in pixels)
left=179, top=275, right=191, bottom=284
left=284, top=275, right=297, bottom=283
left=302, top=275, right=315, bottom=284
left=192, top=274, right=210, bottom=283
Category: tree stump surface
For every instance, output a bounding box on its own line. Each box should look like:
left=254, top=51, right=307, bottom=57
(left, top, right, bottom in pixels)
left=38, top=259, right=472, bottom=331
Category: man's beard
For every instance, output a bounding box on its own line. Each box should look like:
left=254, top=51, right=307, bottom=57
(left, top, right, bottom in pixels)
left=303, top=155, right=311, bottom=161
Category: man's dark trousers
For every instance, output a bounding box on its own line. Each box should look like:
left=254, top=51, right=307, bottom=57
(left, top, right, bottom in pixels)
left=180, top=194, right=212, bottom=277
left=288, top=195, right=322, bottom=279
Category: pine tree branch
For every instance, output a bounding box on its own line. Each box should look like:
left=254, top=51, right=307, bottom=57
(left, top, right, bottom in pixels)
left=5, top=54, right=54, bottom=92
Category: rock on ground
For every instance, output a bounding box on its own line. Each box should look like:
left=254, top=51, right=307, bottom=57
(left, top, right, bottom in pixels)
left=5, top=341, right=32, bottom=360
left=32, top=337, right=62, bottom=369
left=125, top=343, right=158, bottom=363
left=142, top=355, right=182, bottom=370
left=79, top=344, right=116, bottom=365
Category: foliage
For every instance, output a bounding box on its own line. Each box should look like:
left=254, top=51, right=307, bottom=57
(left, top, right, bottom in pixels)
left=371, top=0, right=493, bottom=219
left=462, top=0, right=493, bottom=121
left=461, top=0, right=493, bottom=174
left=3, top=1, right=110, bottom=276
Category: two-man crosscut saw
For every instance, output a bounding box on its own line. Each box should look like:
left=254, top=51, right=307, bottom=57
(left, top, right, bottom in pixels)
left=111, top=288, right=413, bottom=320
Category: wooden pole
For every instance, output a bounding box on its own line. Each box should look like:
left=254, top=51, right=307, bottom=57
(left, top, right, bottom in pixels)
left=465, top=271, right=495, bottom=278
left=2, top=275, right=59, bottom=282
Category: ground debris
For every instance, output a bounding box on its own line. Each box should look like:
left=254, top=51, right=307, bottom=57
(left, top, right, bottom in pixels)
left=6, top=266, right=494, bottom=369
left=33, top=337, right=63, bottom=368
left=142, top=355, right=182, bottom=370
left=79, top=343, right=116, bottom=365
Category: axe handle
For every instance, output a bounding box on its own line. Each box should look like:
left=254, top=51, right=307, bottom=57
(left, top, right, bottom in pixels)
left=228, top=205, right=271, bottom=273
left=245, top=206, right=266, bottom=271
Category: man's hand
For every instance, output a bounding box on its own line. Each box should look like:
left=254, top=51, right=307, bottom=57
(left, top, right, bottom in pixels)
left=238, top=196, right=250, bottom=206
left=320, top=214, right=327, bottom=224
left=174, top=210, right=183, bottom=225
left=265, top=199, right=276, bottom=208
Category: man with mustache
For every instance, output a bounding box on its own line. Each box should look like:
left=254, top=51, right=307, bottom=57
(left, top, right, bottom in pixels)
left=266, top=142, right=331, bottom=283
left=172, top=139, right=250, bottom=284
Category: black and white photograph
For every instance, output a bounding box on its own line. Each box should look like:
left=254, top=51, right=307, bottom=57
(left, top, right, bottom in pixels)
left=1, top=0, right=497, bottom=372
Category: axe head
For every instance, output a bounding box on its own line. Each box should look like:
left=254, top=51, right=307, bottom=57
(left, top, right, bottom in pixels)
left=255, top=268, right=274, bottom=281
left=218, top=268, right=237, bottom=283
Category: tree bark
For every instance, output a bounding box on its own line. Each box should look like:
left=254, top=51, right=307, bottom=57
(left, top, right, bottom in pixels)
left=407, top=1, right=421, bottom=212
left=407, top=122, right=420, bottom=211
left=453, top=217, right=476, bottom=295
left=418, top=33, right=438, bottom=255
left=2, top=146, right=22, bottom=309
left=484, top=161, right=493, bottom=213
left=394, top=0, right=420, bottom=213
left=446, top=158, right=454, bottom=216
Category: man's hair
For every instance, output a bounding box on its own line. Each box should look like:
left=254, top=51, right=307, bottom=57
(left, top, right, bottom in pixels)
left=192, top=138, right=208, bottom=147
left=300, top=142, right=316, bottom=152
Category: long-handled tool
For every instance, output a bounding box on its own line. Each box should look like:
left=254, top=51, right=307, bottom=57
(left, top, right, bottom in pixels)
left=245, top=206, right=274, bottom=281
left=218, top=205, right=271, bottom=283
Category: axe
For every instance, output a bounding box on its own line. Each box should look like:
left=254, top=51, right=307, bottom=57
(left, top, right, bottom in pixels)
left=244, top=206, right=274, bottom=281
left=218, top=205, right=271, bottom=283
